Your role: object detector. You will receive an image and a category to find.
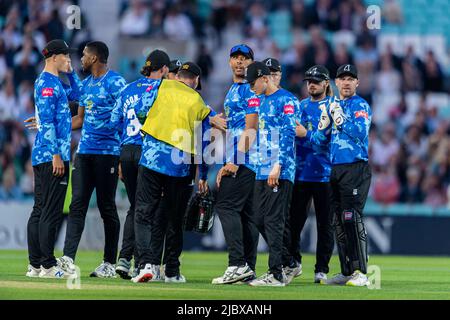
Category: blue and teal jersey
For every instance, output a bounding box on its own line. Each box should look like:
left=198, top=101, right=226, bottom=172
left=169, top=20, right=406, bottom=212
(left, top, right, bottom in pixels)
left=223, top=82, right=261, bottom=171
left=32, top=72, right=73, bottom=166
left=133, top=81, right=212, bottom=177
left=77, top=70, right=126, bottom=155
left=255, top=88, right=299, bottom=184
left=331, top=95, right=372, bottom=165
left=110, top=77, right=162, bottom=146
left=295, top=96, right=332, bottom=182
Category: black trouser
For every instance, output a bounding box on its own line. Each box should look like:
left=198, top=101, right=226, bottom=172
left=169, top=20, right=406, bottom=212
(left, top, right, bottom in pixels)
left=28, top=161, right=69, bottom=269
left=282, top=181, right=334, bottom=273
left=63, top=153, right=120, bottom=264
left=330, top=161, right=371, bottom=276
left=253, top=180, right=293, bottom=280
left=119, top=145, right=169, bottom=267
left=118, top=145, right=140, bottom=264
left=214, top=165, right=259, bottom=270
left=134, top=166, right=192, bottom=277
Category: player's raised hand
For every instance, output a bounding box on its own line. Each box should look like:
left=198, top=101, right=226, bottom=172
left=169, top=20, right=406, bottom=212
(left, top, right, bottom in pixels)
left=295, top=120, right=307, bottom=137
left=210, top=113, right=227, bottom=131
left=24, top=116, right=38, bottom=130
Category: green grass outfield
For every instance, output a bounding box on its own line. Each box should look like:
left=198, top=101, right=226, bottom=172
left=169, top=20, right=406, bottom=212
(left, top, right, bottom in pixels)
left=0, top=250, right=449, bottom=300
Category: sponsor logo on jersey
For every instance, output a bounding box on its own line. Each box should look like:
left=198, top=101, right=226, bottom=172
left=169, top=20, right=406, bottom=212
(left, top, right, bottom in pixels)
left=248, top=98, right=260, bottom=108
left=283, top=104, right=294, bottom=114
left=355, top=110, right=368, bottom=119
left=42, top=88, right=54, bottom=97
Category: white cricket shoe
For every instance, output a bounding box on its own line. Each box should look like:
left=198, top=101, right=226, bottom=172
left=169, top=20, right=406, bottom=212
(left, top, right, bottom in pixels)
left=320, top=273, right=351, bottom=285
left=90, top=261, right=116, bottom=278
left=39, top=265, right=75, bottom=279
left=165, top=273, right=186, bottom=283
left=131, top=264, right=154, bottom=283
left=314, top=272, right=327, bottom=283
left=283, top=263, right=302, bottom=285
left=212, top=264, right=254, bottom=285
left=26, top=265, right=41, bottom=278
left=148, top=264, right=164, bottom=282
left=346, top=271, right=370, bottom=287
left=57, top=256, right=77, bottom=275
left=248, top=273, right=286, bottom=287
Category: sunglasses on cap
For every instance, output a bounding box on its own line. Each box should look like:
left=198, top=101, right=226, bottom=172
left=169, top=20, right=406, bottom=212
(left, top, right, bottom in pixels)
left=230, top=45, right=253, bottom=59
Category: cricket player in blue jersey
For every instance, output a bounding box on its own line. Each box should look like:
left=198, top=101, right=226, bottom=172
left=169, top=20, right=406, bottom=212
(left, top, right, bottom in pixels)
left=26, top=40, right=79, bottom=279
left=129, top=55, right=212, bottom=283
left=320, top=64, right=372, bottom=287
left=110, top=51, right=224, bottom=280
left=282, top=65, right=335, bottom=285
left=58, top=41, right=127, bottom=278
left=108, top=50, right=168, bottom=280
left=211, top=44, right=261, bottom=285
left=262, top=57, right=282, bottom=88
left=243, top=61, right=299, bottom=287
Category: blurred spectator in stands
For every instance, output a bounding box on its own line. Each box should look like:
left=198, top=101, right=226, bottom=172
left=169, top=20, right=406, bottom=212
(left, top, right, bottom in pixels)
left=352, top=0, right=370, bottom=34
left=163, top=5, right=194, bottom=41
left=376, top=54, right=401, bottom=94
left=422, top=172, right=447, bottom=207
left=281, top=37, right=307, bottom=73
left=120, top=0, right=150, bottom=36
left=20, top=159, right=34, bottom=198
left=426, top=106, right=441, bottom=133
left=354, top=34, right=378, bottom=70
left=384, top=43, right=402, bottom=71
left=332, top=43, right=353, bottom=76
left=308, top=0, right=339, bottom=31
left=0, top=39, right=8, bottom=84
left=421, top=50, right=444, bottom=92
left=286, top=70, right=303, bottom=98
left=383, top=0, right=403, bottom=25
left=372, top=158, right=401, bottom=204
left=354, top=34, right=377, bottom=103
left=13, top=36, right=39, bottom=67
left=244, top=2, right=268, bottom=38
left=12, top=47, right=38, bottom=89
left=336, top=0, right=353, bottom=31
left=23, top=22, right=46, bottom=52
left=211, top=0, right=228, bottom=47
left=304, top=26, right=333, bottom=69
left=45, top=8, right=65, bottom=40
left=403, top=124, right=428, bottom=159
left=371, top=122, right=399, bottom=168
left=1, top=21, right=22, bottom=56
left=196, top=43, right=214, bottom=82
left=0, top=163, right=22, bottom=200
left=0, top=78, right=18, bottom=121
left=401, top=45, right=424, bottom=90
left=246, top=26, right=277, bottom=61
left=399, top=167, right=424, bottom=203
left=291, top=0, right=308, bottom=30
